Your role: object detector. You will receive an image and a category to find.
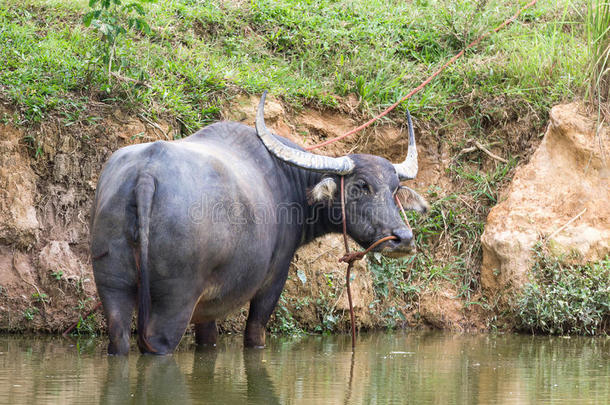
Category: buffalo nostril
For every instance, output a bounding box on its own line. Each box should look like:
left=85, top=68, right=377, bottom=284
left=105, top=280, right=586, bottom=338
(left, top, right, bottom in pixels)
left=392, top=228, right=413, bottom=244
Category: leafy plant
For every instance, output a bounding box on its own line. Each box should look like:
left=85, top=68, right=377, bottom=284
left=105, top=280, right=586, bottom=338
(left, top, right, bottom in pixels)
left=72, top=314, right=98, bottom=336
left=70, top=298, right=98, bottom=336
left=368, top=254, right=411, bottom=299
left=381, top=306, right=406, bottom=329
left=313, top=291, right=338, bottom=334
left=268, top=294, right=304, bottom=335
left=51, top=270, right=63, bottom=281
left=31, top=292, right=49, bottom=304
left=515, top=244, right=609, bottom=336
left=83, top=0, right=155, bottom=82
left=23, top=307, right=39, bottom=321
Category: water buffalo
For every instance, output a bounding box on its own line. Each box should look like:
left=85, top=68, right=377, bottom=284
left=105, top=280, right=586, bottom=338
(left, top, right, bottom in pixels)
left=90, top=92, right=428, bottom=355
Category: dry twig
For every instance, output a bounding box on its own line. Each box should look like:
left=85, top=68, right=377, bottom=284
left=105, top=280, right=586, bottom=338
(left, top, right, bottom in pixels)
left=546, top=208, right=587, bottom=242
left=110, top=71, right=151, bottom=88
left=456, top=139, right=508, bottom=163
left=139, top=113, right=169, bottom=140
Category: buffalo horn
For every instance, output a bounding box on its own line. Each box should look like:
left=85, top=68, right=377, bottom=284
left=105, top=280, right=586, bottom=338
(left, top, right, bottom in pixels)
left=255, top=92, right=355, bottom=175
left=393, top=108, right=418, bottom=180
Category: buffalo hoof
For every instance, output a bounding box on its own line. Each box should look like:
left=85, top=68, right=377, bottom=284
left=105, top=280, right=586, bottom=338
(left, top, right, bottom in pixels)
left=244, top=343, right=266, bottom=349
left=244, top=334, right=266, bottom=349
left=194, top=322, right=218, bottom=346
left=244, top=322, right=266, bottom=348
left=108, top=341, right=130, bottom=356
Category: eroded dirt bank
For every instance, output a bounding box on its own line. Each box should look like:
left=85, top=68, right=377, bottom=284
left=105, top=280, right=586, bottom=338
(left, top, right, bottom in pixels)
left=2, top=95, right=592, bottom=335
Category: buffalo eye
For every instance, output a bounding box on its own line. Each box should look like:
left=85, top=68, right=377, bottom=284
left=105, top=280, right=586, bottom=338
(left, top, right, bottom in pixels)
left=348, top=180, right=371, bottom=198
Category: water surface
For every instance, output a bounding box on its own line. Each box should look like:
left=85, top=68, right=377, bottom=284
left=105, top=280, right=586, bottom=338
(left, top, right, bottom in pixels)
left=0, top=332, right=608, bottom=404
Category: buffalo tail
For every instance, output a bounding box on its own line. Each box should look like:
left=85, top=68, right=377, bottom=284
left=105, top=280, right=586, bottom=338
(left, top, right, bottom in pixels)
left=135, top=173, right=156, bottom=353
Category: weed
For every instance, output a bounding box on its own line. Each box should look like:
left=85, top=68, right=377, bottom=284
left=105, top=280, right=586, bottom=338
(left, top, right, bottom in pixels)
left=51, top=270, right=63, bottom=281
left=72, top=314, right=98, bottom=336
left=451, top=159, right=516, bottom=205
left=83, top=0, right=155, bottom=83
left=77, top=298, right=93, bottom=311
left=268, top=294, right=304, bottom=336
left=313, top=291, right=338, bottom=334
left=74, top=277, right=87, bottom=295
left=368, top=253, right=411, bottom=298
left=23, top=307, right=38, bottom=321
left=70, top=298, right=98, bottom=336
left=515, top=244, right=609, bottom=336
left=31, top=292, right=49, bottom=304
left=381, top=306, right=406, bottom=329
left=293, top=296, right=310, bottom=310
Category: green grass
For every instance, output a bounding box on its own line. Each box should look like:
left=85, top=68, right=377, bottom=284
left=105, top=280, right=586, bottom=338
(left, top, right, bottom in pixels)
left=515, top=244, right=609, bottom=335
left=268, top=294, right=306, bottom=335
left=0, top=0, right=588, bottom=134
left=586, top=0, right=610, bottom=104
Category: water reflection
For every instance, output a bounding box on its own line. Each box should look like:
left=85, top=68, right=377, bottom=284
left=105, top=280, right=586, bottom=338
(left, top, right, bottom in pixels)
left=101, top=357, right=130, bottom=405
left=0, top=332, right=608, bottom=404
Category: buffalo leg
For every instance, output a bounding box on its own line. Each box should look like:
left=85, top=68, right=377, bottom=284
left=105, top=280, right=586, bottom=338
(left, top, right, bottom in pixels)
left=245, top=268, right=289, bottom=348
left=194, top=321, right=218, bottom=346
left=100, top=288, right=136, bottom=355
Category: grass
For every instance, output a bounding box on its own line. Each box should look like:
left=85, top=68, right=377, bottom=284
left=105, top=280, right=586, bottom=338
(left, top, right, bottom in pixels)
left=586, top=0, right=610, bottom=106
left=515, top=244, right=609, bottom=335
left=0, top=0, right=588, bottom=134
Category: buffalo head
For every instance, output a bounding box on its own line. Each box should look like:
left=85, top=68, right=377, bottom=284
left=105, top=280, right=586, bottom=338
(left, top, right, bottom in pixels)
left=256, top=92, right=428, bottom=257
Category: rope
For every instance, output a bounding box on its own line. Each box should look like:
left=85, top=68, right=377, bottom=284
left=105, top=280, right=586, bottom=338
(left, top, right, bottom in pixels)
left=330, top=1, right=542, bottom=345
left=306, top=0, right=539, bottom=150
left=339, top=177, right=414, bottom=348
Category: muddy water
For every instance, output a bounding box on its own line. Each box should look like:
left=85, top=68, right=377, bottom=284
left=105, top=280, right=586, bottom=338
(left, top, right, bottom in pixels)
left=0, top=332, right=608, bottom=404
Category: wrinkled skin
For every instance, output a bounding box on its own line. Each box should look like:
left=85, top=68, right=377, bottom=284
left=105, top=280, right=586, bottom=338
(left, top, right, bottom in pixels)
left=90, top=122, right=427, bottom=355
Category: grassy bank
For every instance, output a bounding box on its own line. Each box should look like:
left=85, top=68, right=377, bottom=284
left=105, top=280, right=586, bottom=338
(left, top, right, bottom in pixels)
left=1, top=0, right=602, bottom=334
left=1, top=0, right=586, bottom=132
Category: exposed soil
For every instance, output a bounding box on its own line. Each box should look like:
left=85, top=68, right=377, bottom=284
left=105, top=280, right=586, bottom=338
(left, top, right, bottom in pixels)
left=0, top=100, right=173, bottom=333
left=481, top=102, right=610, bottom=312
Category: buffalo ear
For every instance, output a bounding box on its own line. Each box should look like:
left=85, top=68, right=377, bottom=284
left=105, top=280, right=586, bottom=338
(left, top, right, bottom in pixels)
left=307, top=177, right=337, bottom=205
left=396, top=186, right=429, bottom=214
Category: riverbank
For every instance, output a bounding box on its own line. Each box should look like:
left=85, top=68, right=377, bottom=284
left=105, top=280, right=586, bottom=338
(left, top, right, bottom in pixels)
left=0, top=0, right=607, bottom=336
